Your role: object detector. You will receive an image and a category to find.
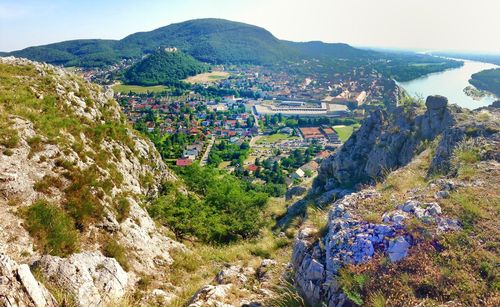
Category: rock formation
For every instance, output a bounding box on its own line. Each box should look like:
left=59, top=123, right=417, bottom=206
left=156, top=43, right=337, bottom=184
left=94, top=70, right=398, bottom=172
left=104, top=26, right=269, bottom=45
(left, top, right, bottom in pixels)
left=315, top=95, right=455, bottom=191
left=0, top=57, right=184, bottom=306
left=294, top=97, right=499, bottom=305
left=0, top=253, right=57, bottom=307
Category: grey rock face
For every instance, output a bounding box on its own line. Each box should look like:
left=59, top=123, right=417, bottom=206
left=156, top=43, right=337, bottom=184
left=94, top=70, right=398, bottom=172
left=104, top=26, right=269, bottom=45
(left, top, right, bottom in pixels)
left=292, top=188, right=461, bottom=306
left=285, top=186, right=307, bottom=200
left=35, top=251, right=129, bottom=307
left=425, top=95, right=448, bottom=110
left=315, top=95, right=455, bottom=192
left=188, top=284, right=233, bottom=307
left=0, top=252, right=56, bottom=307
left=215, top=265, right=249, bottom=285
left=388, top=237, right=410, bottom=262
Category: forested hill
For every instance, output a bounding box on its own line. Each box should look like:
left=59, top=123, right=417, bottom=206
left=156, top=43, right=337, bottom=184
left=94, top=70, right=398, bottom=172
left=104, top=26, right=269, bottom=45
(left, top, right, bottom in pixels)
left=117, top=18, right=299, bottom=64
left=469, top=68, right=500, bottom=97
left=6, top=18, right=463, bottom=82
left=124, top=49, right=209, bottom=86
left=9, top=39, right=120, bottom=67
left=8, top=19, right=300, bottom=67
left=6, top=18, right=378, bottom=67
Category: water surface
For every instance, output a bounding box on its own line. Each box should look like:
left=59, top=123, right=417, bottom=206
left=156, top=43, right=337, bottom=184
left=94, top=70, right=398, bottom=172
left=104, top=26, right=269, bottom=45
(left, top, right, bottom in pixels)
left=398, top=59, right=499, bottom=109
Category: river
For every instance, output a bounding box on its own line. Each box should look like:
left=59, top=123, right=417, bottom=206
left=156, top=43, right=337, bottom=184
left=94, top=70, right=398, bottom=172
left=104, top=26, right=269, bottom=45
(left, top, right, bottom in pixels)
left=398, top=59, right=499, bottom=109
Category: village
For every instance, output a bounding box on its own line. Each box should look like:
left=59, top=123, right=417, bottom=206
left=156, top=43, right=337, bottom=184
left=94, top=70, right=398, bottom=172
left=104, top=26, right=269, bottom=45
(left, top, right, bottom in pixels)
left=111, top=62, right=398, bottom=190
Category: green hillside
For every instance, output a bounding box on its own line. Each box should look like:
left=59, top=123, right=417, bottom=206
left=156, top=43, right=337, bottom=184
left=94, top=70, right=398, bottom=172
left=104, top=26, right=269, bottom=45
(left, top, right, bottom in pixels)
left=10, top=19, right=300, bottom=66
left=7, top=18, right=462, bottom=82
left=118, top=18, right=299, bottom=64
left=469, top=68, right=500, bottom=97
left=124, top=49, right=209, bottom=86
left=284, top=41, right=378, bottom=60
left=11, top=39, right=120, bottom=67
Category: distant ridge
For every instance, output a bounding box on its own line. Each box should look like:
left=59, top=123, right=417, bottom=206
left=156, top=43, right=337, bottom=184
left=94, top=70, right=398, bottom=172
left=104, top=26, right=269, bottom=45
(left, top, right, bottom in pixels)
left=8, top=18, right=376, bottom=67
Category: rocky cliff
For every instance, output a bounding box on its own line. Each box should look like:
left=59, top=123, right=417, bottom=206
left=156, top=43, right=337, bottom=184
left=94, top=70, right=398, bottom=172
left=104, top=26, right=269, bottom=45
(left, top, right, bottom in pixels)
left=0, top=57, right=184, bottom=306
left=295, top=97, right=499, bottom=305
left=315, top=96, right=460, bottom=192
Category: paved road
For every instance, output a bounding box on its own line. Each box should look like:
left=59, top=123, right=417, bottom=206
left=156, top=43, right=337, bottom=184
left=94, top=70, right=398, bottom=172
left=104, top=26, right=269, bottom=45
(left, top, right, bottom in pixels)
left=200, top=137, right=216, bottom=166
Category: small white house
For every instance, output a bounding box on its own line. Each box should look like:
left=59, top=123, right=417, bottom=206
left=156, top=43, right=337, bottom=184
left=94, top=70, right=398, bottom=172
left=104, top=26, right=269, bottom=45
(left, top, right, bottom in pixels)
left=291, top=168, right=305, bottom=180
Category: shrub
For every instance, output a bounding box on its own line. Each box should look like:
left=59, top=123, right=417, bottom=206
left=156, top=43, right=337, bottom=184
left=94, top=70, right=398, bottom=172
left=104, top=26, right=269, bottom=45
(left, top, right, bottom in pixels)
left=150, top=164, right=269, bottom=244
left=33, top=175, right=64, bottom=194
left=0, top=128, right=19, bottom=148
left=102, top=238, right=129, bottom=271
left=27, top=136, right=44, bottom=158
left=115, top=197, right=131, bottom=223
left=339, top=269, right=368, bottom=305
left=63, top=166, right=105, bottom=230
left=23, top=200, right=79, bottom=256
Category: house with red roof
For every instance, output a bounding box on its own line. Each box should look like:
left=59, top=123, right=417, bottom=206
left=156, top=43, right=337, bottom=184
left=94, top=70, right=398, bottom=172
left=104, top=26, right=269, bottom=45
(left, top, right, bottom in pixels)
left=176, top=158, right=193, bottom=167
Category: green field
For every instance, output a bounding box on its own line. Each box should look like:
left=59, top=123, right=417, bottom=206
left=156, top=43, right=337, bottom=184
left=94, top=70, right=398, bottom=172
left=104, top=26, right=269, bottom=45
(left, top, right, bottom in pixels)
left=333, top=125, right=357, bottom=143
left=112, top=84, right=170, bottom=94
left=256, top=133, right=298, bottom=144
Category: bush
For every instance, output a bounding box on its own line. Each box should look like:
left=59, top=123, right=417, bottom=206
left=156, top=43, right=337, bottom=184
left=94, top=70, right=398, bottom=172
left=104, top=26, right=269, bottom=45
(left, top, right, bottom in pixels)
left=150, top=164, right=269, bottom=243
left=114, top=197, right=131, bottom=223
left=0, top=128, right=19, bottom=148
left=34, top=175, right=64, bottom=194
left=339, top=269, right=368, bottom=305
left=23, top=200, right=79, bottom=256
left=102, top=238, right=129, bottom=271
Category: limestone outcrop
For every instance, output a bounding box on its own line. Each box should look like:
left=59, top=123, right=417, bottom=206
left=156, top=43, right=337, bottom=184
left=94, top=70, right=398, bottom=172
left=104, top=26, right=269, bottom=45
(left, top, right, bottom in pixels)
left=0, top=253, right=56, bottom=307
left=0, top=57, right=184, bottom=305
left=34, top=252, right=128, bottom=307
left=296, top=96, right=499, bottom=306
left=315, top=95, right=454, bottom=191
left=292, top=189, right=461, bottom=306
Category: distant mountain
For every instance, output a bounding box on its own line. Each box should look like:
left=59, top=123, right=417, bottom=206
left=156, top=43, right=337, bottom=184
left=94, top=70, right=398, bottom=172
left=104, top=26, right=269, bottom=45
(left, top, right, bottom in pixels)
left=432, top=52, right=500, bottom=66
left=7, top=18, right=374, bottom=67
left=117, top=19, right=299, bottom=64
left=284, top=41, right=378, bottom=60
left=10, top=39, right=120, bottom=67
left=124, top=49, right=209, bottom=86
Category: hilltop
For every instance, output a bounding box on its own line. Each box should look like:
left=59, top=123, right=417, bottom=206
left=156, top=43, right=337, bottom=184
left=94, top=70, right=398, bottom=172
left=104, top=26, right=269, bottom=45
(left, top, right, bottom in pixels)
left=123, top=48, right=209, bottom=86
left=8, top=19, right=299, bottom=67
left=7, top=18, right=461, bottom=82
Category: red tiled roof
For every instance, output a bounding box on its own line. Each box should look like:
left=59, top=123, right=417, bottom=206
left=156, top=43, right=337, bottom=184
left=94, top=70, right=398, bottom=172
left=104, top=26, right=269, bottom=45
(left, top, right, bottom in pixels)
left=176, top=159, right=193, bottom=166
left=246, top=164, right=259, bottom=172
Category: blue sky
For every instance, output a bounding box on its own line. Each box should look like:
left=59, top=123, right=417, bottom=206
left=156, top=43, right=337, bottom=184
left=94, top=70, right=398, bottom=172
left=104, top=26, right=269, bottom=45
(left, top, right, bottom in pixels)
left=1, top=0, right=499, bottom=53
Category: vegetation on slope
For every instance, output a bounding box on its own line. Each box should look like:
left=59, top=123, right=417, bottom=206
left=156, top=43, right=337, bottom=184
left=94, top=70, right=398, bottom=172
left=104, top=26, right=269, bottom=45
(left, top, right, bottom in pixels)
left=10, top=39, right=120, bottom=68
left=124, top=49, right=209, bottom=86
left=8, top=18, right=460, bottom=81
left=335, top=135, right=500, bottom=305
left=0, top=61, right=146, bottom=255
left=149, top=164, right=268, bottom=243
left=469, top=68, right=500, bottom=97
left=373, top=52, right=463, bottom=81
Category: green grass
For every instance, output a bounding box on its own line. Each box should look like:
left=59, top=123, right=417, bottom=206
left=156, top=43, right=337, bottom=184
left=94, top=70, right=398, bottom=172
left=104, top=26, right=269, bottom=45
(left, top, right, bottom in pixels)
left=256, top=133, right=298, bottom=144
left=112, top=84, right=169, bottom=94
left=102, top=238, right=129, bottom=271
left=22, top=200, right=79, bottom=256
left=333, top=125, right=356, bottom=143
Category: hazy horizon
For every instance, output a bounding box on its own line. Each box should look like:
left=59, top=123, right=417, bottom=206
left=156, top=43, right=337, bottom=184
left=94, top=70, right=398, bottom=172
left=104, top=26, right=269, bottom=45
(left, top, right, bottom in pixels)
left=1, top=0, right=499, bottom=54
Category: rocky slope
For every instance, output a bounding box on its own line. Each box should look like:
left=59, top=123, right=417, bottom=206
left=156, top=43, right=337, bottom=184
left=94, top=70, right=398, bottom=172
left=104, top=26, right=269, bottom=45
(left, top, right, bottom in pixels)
left=314, top=96, right=456, bottom=192
left=294, top=97, right=500, bottom=305
left=0, top=57, right=184, bottom=306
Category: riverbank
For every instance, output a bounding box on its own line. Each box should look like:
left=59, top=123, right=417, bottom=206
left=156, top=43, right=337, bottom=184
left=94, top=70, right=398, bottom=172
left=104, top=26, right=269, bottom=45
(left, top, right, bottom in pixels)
left=398, top=58, right=499, bottom=109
